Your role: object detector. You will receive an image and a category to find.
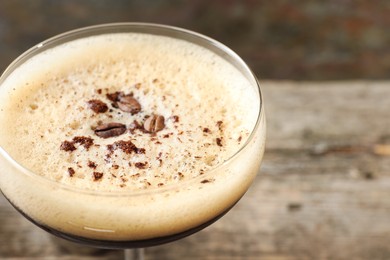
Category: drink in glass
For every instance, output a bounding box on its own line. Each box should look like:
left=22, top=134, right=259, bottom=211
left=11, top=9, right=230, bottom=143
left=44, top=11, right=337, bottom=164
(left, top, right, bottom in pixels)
left=0, top=23, right=265, bottom=251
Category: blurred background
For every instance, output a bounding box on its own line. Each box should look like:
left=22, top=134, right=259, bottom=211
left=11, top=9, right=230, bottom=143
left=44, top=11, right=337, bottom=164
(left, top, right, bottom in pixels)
left=0, top=0, right=389, bottom=80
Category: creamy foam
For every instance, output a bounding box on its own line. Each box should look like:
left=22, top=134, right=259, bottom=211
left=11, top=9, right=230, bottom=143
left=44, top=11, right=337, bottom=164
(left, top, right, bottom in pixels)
left=0, top=30, right=265, bottom=241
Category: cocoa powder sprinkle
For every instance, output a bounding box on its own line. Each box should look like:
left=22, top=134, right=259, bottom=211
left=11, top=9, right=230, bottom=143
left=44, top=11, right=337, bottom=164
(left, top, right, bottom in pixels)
left=60, top=136, right=94, bottom=152
left=60, top=141, right=76, bottom=152
left=73, top=136, right=94, bottom=150
left=87, top=160, right=97, bottom=169
left=109, top=140, right=145, bottom=154
left=216, top=120, right=223, bottom=131
left=87, top=99, right=108, bottom=113
left=216, top=137, right=223, bottom=147
left=135, top=162, right=148, bottom=169
left=171, top=115, right=179, bottom=123
left=129, top=120, right=147, bottom=134
left=68, top=167, right=75, bottom=177
left=93, top=172, right=104, bottom=181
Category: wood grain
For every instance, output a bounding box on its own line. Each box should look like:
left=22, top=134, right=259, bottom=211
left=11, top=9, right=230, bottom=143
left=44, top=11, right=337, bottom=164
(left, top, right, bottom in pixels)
left=1, top=81, right=389, bottom=259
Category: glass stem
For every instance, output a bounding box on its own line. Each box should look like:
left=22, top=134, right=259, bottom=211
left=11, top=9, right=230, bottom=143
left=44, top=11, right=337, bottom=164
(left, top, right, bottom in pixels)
left=124, top=248, right=145, bottom=260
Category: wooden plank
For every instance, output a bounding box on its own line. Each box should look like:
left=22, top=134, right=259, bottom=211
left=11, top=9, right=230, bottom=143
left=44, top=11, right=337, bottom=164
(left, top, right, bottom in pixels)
left=1, top=81, right=390, bottom=259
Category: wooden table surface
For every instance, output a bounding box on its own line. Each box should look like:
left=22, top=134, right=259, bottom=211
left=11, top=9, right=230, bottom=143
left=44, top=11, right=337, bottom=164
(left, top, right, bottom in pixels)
left=1, top=81, right=389, bottom=259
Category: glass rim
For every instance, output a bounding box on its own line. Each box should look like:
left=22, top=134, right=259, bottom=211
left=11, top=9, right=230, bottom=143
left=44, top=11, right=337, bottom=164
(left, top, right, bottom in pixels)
left=0, top=22, right=264, bottom=197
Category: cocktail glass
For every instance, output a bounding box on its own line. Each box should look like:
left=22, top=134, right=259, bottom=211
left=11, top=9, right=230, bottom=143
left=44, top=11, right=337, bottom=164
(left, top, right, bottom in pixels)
left=0, top=23, right=266, bottom=259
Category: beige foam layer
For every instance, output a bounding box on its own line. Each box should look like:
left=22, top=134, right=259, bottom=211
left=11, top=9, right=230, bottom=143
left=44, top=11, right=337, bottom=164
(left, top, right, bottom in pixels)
left=0, top=33, right=258, bottom=191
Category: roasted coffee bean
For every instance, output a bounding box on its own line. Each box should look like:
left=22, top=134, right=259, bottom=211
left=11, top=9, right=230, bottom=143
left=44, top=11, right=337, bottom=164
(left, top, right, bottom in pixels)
left=144, top=115, right=165, bottom=133
left=94, top=122, right=126, bottom=138
left=117, top=95, right=141, bottom=114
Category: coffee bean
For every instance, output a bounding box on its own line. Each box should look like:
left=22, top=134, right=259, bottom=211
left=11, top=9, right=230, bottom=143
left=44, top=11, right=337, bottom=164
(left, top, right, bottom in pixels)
left=117, top=95, right=141, bottom=114
left=94, top=122, right=126, bottom=138
left=144, top=115, right=165, bottom=133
